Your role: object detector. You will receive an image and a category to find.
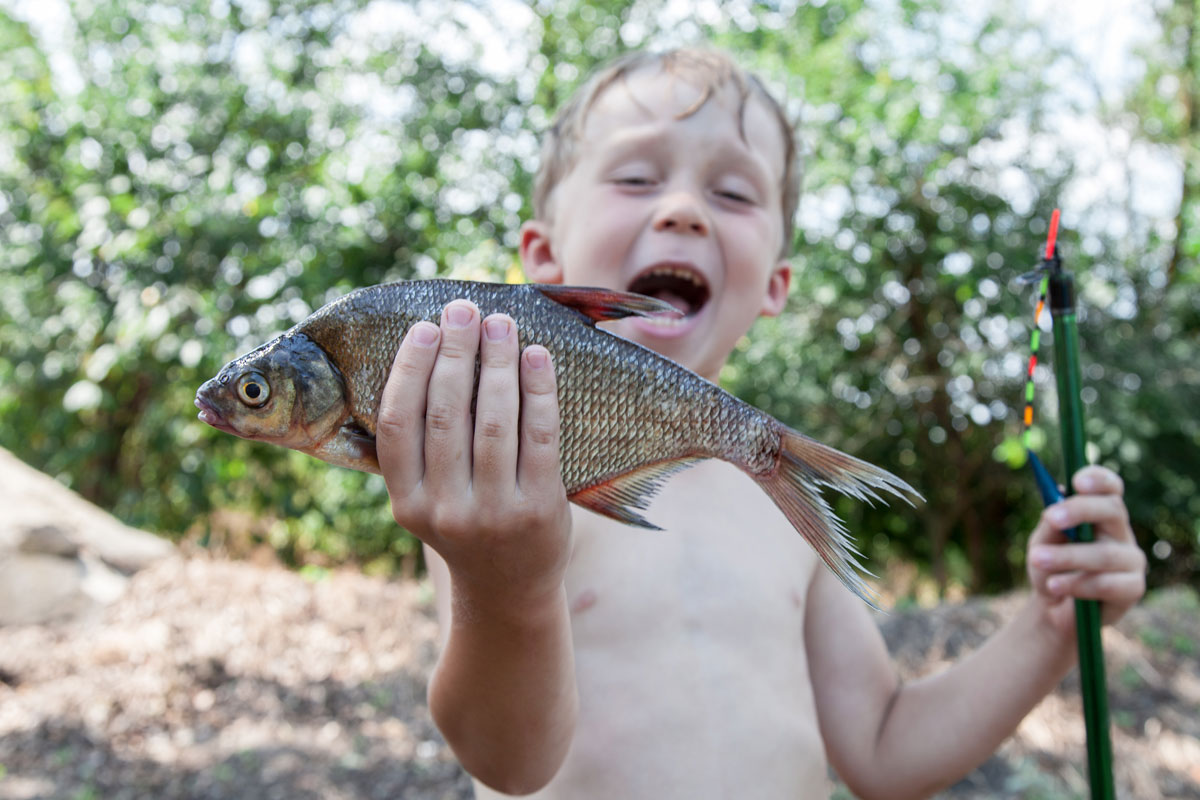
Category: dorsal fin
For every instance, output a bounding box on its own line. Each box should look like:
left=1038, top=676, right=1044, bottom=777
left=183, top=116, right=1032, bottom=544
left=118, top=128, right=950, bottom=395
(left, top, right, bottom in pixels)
left=533, top=284, right=682, bottom=324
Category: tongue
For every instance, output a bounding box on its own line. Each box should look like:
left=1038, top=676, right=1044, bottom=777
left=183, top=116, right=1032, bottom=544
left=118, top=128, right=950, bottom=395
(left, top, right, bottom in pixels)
left=649, top=290, right=692, bottom=315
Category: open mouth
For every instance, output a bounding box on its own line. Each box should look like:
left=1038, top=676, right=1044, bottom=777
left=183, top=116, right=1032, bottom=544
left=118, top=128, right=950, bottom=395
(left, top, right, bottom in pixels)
left=627, top=264, right=711, bottom=322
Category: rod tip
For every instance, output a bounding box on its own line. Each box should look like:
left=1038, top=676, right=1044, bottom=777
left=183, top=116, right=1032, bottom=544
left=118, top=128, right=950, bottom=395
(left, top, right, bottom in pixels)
left=1045, top=208, right=1061, bottom=260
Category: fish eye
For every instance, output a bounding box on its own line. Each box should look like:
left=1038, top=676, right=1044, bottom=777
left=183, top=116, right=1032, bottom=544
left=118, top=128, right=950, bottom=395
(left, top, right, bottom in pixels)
left=236, top=372, right=270, bottom=407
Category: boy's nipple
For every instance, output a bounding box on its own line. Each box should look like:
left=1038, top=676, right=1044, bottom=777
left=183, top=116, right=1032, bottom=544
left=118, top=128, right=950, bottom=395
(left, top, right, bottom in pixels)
left=570, top=588, right=599, bottom=615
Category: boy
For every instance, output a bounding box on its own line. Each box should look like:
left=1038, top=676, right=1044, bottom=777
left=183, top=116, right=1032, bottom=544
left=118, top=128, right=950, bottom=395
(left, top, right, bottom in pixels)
left=375, top=49, right=1146, bottom=798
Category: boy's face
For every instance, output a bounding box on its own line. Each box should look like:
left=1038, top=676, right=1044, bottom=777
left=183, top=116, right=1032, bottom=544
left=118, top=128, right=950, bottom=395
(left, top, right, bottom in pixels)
left=521, top=66, right=791, bottom=383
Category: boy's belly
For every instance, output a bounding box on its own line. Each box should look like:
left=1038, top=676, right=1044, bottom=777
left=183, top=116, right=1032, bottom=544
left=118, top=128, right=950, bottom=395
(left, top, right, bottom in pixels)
left=558, top=626, right=828, bottom=798
left=477, top=461, right=831, bottom=799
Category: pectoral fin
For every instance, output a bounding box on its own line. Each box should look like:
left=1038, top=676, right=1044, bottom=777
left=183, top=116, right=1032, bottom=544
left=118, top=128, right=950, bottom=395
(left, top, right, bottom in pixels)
left=569, top=458, right=700, bottom=528
left=534, top=284, right=682, bottom=324
left=304, top=424, right=380, bottom=474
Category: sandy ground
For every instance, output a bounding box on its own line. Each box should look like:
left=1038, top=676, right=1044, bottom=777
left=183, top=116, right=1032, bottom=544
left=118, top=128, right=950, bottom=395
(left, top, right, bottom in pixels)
left=0, top=554, right=1197, bottom=800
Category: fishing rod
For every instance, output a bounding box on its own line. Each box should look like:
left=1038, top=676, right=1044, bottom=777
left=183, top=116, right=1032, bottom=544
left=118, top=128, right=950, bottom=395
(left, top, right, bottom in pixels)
left=1020, top=208, right=1114, bottom=799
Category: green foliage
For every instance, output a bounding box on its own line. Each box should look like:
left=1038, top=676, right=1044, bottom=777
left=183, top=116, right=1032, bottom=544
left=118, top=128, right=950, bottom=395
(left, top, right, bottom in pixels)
left=1, top=0, right=1196, bottom=590
left=718, top=0, right=1079, bottom=592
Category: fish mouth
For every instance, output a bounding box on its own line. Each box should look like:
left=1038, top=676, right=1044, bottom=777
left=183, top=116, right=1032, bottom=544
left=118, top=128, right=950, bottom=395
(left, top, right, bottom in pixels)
left=194, top=394, right=238, bottom=435
left=626, top=262, right=711, bottom=324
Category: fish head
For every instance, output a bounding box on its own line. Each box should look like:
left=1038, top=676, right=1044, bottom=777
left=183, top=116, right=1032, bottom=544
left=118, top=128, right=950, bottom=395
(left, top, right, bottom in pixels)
left=195, top=333, right=347, bottom=450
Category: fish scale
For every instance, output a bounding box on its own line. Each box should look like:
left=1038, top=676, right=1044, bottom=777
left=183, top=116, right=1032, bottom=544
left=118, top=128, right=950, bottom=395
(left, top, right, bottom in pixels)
left=300, top=280, right=742, bottom=492
left=196, top=278, right=918, bottom=605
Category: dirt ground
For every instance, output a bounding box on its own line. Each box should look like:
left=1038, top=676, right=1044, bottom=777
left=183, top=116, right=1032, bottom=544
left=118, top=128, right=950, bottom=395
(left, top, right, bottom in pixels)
left=0, top=553, right=1197, bottom=800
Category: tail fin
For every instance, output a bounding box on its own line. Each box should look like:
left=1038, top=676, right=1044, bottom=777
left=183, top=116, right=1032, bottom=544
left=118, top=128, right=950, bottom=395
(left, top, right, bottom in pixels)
left=754, top=427, right=920, bottom=609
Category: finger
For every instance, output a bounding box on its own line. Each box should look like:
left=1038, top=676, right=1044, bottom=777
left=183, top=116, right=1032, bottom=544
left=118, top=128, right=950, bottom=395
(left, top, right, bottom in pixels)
left=1028, top=513, right=1069, bottom=549
left=1031, top=539, right=1147, bottom=576
left=1071, top=465, right=1124, bottom=496
left=516, top=345, right=561, bottom=492
left=423, top=300, right=481, bottom=494
left=473, top=314, right=520, bottom=497
left=1041, top=494, right=1132, bottom=542
left=1046, top=570, right=1145, bottom=606
left=377, top=322, right=442, bottom=495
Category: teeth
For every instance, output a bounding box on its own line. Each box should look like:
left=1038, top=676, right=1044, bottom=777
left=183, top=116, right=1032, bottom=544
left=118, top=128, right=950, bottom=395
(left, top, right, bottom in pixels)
left=643, top=266, right=706, bottom=287
left=644, top=313, right=687, bottom=327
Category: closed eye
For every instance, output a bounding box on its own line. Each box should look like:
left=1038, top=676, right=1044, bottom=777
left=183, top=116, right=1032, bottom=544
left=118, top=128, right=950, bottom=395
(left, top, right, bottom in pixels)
left=717, top=189, right=753, bottom=203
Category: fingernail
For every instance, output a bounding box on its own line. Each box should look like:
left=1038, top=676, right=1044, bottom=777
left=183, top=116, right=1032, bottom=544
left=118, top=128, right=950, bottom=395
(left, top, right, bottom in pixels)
left=1076, top=474, right=1096, bottom=492
left=526, top=347, right=549, bottom=369
left=484, top=316, right=511, bottom=341
left=410, top=323, right=438, bottom=347
left=1047, top=575, right=1066, bottom=594
left=1031, top=547, right=1053, bottom=567
left=445, top=302, right=474, bottom=328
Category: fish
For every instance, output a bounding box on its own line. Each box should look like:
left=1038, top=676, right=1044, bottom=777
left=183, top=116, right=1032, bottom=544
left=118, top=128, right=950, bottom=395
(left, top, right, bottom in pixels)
left=195, top=279, right=918, bottom=604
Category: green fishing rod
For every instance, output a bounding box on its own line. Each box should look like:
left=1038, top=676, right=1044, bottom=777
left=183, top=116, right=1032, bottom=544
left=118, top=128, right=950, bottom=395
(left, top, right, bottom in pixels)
left=1023, top=209, right=1115, bottom=799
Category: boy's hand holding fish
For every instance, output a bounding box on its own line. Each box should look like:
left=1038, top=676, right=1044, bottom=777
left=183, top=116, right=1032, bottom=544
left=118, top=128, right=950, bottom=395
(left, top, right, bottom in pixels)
left=377, top=300, right=573, bottom=605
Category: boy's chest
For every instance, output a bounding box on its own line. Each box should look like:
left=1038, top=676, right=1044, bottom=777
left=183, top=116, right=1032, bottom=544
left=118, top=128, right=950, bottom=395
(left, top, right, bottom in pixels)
left=564, top=459, right=819, bottom=653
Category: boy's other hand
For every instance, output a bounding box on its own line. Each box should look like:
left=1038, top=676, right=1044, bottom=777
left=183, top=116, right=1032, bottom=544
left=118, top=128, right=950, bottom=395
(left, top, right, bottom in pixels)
left=1026, top=465, right=1146, bottom=633
left=376, top=299, right=573, bottom=609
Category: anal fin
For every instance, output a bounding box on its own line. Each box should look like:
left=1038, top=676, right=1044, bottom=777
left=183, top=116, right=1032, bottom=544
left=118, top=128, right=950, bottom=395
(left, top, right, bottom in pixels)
left=568, top=458, right=700, bottom=528
left=534, top=284, right=682, bottom=324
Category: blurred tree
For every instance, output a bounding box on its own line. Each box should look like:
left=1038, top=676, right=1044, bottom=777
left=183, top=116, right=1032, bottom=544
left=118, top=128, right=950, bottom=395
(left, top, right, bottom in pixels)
left=1085, top=0, right=1200, bottom=586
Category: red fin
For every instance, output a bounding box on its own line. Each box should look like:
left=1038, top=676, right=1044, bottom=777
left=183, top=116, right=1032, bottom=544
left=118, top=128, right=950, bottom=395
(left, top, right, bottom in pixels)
left=753, top=427, right=920, bottom=610
left=569, top=458, right=700, bottom=528
left=534, top=284, right=682, bottom=324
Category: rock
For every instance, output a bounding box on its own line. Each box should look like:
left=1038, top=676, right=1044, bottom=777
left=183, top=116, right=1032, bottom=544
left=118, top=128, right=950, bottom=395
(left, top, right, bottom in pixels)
left=0, top=447, right=174, bottom=625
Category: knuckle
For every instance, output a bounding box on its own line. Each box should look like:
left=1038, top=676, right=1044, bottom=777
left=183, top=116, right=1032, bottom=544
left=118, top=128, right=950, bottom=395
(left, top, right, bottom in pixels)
left=436, top=341, right=474, bottom=362
left=525, top=419, right=558, bottom=448
left=524, top=372, right=558, bottom=397
left=433, top=325, right=476, bottom=359
left=377, top=408, right=418, bottom=442
left=510, top=507, right=541, bottom=533
left=392, top=351, right=432, bottom=381
left=481, top=346, right=516, bottom=369
left=1133, top=546, right=1148, bottom=572
left=431, top=505, right=472, bottom=538
left=475, top=411, right=509, bottom=442
left=389, top=496, right=425, bottom=530
left=425, top=401, right=462, bottom=433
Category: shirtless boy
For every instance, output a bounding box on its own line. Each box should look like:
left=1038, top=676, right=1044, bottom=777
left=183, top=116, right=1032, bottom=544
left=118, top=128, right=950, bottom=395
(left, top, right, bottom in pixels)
left=375, top=49, right=1147, bottom=799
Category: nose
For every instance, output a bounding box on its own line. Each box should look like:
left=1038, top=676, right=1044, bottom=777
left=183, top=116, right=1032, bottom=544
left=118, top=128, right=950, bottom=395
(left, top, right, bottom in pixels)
left=652, top=191, right=709, bottom=236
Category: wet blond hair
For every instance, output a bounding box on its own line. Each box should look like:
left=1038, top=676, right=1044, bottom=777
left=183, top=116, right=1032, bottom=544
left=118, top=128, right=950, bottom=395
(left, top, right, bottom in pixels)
left=532, top=48, right=801, bottom=258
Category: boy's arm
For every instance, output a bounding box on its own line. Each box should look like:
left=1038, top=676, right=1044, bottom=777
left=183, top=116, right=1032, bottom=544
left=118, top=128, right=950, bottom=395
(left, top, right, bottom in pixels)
left=377, top=300, right=577, bottom=795
left=807, top=466, right=1145, bottom=800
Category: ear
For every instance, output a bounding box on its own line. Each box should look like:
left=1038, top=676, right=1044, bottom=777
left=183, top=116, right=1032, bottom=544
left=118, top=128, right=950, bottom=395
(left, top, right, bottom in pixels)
left=519, top=220, right=563, bottom=285
left=759, top=261, right=791, bottom=317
